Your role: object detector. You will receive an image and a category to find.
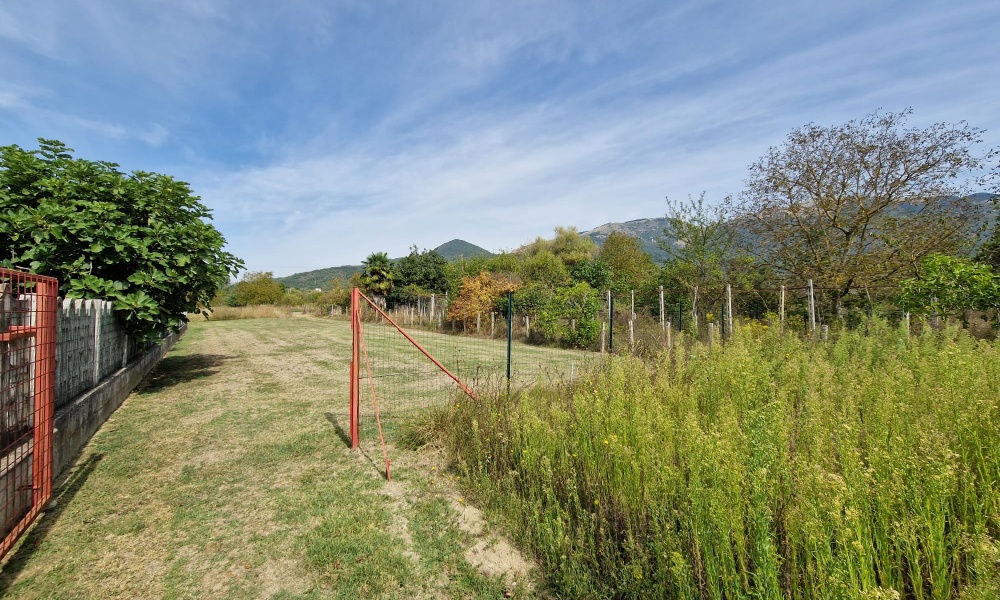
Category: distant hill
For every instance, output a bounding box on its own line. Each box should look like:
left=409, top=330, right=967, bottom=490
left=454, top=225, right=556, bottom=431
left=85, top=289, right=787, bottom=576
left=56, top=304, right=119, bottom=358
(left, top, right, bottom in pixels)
left=434, top=239, right=493, bottom=261
left=276, top=239, right=493, bottom=290
left=580, top=193, right=997, bottom=264
left=276, top=265, right=363, bottom=291
left=581, top=218, right=672, bottom=262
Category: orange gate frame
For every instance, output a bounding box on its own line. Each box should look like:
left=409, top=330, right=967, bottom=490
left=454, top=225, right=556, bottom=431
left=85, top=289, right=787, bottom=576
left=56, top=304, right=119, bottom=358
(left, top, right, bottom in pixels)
left=0, top=269, right=57, bottom=561
left=349, top=287, right=476, bottom=450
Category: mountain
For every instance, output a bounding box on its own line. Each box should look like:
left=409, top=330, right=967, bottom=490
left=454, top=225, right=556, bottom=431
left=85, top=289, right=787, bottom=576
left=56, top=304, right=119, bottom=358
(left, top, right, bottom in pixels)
left=276, top=265, right=363, bottom=291
left=581, top=218, right=672, bottom=262
left=276, top=239, right=493, bottom=290
left=433, top=239, right=493, bottom=261
left=580, top=193, right=997, bottom=264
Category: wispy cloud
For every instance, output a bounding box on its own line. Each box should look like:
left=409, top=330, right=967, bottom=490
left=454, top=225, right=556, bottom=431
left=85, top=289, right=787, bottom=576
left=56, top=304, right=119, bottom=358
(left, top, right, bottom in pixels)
left=1, top=0, right=998, bottom=276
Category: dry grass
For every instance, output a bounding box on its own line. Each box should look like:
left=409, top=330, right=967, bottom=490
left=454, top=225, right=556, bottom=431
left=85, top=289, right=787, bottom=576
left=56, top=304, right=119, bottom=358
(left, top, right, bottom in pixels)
left=191, top=305, right=294, bottom=321
left=0, top=317, right=538, bottom=599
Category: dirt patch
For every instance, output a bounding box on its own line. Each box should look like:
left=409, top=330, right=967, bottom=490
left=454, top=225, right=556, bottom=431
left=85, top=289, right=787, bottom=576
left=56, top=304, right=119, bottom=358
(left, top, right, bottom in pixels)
left=381, top=444, right=539, bottom=589
left=465, top=538, right=533, bottom=580
left=451, top=498, right=486, bottom=536
left=256, top=558, right=312, bottom=598
left=450, top=498, right=533, bottom=581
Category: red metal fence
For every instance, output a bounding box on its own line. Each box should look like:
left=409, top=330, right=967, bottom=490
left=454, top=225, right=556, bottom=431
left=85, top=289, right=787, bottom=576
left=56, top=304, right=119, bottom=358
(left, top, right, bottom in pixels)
left=0, top=269, right=57, bottom=560
left=349, top=287, right=478, bottom=477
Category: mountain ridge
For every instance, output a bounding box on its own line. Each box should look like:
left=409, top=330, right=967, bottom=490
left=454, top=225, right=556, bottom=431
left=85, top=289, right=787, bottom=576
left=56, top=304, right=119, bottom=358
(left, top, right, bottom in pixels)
left=278, top=195, right=996, bottom=290
left=276, top=239, right=492, bottom=290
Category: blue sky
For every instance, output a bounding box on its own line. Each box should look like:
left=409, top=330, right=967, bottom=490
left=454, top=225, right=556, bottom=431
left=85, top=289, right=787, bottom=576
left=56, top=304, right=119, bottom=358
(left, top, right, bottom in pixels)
left=2, top=1, right=998, bottom=276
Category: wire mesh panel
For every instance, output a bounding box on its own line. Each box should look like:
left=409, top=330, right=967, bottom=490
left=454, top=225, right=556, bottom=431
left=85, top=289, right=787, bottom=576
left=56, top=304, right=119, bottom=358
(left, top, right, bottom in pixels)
left=351, top=288, right=603, bottom=447
left=0, top=269, right=57, bottom=560
left=384, top=292, right=603, bottom=386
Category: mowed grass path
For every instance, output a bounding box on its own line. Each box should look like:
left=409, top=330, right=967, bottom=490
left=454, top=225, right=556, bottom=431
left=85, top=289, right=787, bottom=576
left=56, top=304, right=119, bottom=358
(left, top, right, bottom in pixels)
left=0, top=317, right=536, bottom=599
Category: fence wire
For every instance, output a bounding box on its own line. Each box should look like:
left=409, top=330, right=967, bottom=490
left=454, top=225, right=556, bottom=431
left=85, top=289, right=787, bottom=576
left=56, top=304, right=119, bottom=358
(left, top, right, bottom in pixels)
left=355, top=295, right=602, bottom=430
left=0, top=269, right=57, bottom=561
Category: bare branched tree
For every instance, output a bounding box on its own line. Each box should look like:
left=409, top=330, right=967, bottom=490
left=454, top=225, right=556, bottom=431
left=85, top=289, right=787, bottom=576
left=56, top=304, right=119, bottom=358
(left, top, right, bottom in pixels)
left=727, top=109, right=989, bottom=311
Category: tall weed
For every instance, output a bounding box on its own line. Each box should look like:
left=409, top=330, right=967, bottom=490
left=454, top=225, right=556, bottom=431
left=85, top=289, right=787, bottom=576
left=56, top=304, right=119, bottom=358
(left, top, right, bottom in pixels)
left=442, top=320, right=1000, bottom=598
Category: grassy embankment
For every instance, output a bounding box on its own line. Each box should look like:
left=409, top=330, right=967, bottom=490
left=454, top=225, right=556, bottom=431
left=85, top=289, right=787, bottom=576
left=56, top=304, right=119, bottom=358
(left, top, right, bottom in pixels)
left=439, top=321, right=1000, bottom=599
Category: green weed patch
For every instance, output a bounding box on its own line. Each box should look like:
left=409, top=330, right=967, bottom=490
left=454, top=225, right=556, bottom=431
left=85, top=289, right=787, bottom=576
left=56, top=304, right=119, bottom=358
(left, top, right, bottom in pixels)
left=444, top=321, right=1000, bottom=599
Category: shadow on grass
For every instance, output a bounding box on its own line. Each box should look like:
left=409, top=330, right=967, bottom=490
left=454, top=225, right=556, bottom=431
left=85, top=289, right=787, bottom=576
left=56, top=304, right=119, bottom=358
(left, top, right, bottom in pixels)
left=0, top=453, right=104, bottom=592
left=136, top=353, right=235, bottom=393
left=324, top=413, right=393, bottom=480
left=324, top=412, right=351, bottom=448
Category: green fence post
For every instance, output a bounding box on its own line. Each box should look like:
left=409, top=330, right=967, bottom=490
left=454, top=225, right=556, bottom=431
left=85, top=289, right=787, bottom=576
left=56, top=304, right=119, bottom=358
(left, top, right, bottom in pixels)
left=506, top=291, right=513, bottom=393
left=608, top=294, right=615, bottom=354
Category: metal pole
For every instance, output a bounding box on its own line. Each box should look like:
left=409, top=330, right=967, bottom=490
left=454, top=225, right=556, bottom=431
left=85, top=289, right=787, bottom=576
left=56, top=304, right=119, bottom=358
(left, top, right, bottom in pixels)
left=726, top=284, right=733, bottom=340
left=506, top=291, right=513, bottom=385
left=350, top=287, right=360, bottom=448
left=720, top=299, right=725, bottom=340
left=659, top=285, right=665, bottom=332
left=692, top=286, right=699, bottom=337
left=34, top=278, right=56, bottom=508
left=609, top=294, right=614, bottom=353
left=779, top=285, right=785, bottom=332
left=808, top=279, right=816, bottom=333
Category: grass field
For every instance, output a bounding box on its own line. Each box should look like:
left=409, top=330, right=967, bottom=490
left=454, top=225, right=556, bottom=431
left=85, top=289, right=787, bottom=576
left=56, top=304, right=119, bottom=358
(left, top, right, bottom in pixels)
left=0, top=317, right=539, bottom=599
left=441, top=321, right=1000, bottom=599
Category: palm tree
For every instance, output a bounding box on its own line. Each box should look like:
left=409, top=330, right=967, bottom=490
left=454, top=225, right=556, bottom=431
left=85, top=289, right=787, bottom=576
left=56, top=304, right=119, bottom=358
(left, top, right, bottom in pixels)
left=361, top=252, right=395, bottom=307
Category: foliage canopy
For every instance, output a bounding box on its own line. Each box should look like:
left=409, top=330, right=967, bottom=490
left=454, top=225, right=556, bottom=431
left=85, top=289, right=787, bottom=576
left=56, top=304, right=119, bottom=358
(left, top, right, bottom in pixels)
left=360, top=251, right=395, bottom=303
left=0, top=139, right=242, bottom=338
left=898, top=254, right=999, bottom=314
left=225, top=271, right=285, bottom=307
left=726, top=110, right=988, bottom=298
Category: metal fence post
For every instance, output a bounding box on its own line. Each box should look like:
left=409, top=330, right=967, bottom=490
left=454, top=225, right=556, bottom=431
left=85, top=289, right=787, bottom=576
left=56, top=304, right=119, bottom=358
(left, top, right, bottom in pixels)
left=349, top=287, right=360, bottom=448
left=506, top=291, right=513, bottom=393
left=659, top=285, right=665, bottom=332
left=608, top=291, right=615, bottom=354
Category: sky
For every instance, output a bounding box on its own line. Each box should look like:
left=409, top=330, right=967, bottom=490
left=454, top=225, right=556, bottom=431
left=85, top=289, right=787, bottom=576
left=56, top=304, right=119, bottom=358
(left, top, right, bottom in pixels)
left=2, top=1, right=999, bottom=277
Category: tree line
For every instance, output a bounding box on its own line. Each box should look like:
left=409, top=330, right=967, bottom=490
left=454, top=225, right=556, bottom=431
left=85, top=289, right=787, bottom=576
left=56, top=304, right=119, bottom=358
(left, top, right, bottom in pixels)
left=6, top=110, right=995, bottom=342
left=351, top=110, right=1000, bottom=345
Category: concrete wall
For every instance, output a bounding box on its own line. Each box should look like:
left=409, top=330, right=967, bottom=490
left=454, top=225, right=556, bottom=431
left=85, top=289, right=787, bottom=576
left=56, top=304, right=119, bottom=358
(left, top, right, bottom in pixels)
left=1, top=313, right=181, bottom=540
left=53, top=325, right=183, bottom=476
left=55, top=299, right=148, bottom=410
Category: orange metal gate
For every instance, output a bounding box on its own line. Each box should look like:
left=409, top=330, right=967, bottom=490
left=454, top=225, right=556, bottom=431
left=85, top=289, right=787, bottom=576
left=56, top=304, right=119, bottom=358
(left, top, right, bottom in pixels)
left=0, top=269, right=57, bottom=560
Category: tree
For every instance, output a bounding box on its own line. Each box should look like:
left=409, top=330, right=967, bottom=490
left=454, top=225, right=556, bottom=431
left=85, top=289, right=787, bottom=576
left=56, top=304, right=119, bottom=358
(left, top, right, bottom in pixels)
left=443, top=252, right=521, bottom=298
left=571, top=258, right=613, bottom=291
left=976, top=189, right=999, bottom=269
left=0, top=139, right=242, bottom=338
left=226, top=271, right=285, bottom=306
left=727, top=110, right=988, bottom=310
left=446, top=272, right=518, bottom=326
left=898, top=254, right=999, bottom=314
left=521, top=250, right=570, bottom=289
left=596, top=232, right=655, bottom=293
left=392, top=246, right=448, bottom=295
left=537, top=282, right=602, bottom=348
left=519, top=226, right=597, bottom=268
left=979, top=225, right=1000, bottom=270
left=658, top=194, right=750, bottom=292
left=360, top=252, right=395, bottom=306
